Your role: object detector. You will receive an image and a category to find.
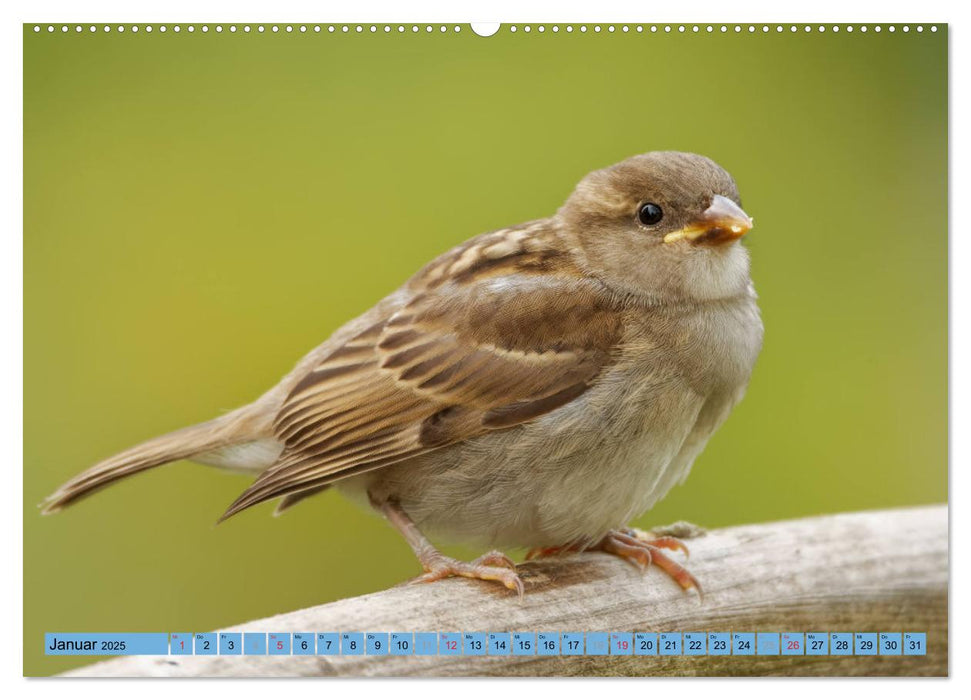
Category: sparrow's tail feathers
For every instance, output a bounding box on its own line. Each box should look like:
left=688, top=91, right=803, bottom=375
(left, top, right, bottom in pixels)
left=41, top=405, right=269, bottom=514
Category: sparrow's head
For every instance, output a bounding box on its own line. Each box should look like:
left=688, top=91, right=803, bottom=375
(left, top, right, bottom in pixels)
left=559, top=151, right=754, bottom=301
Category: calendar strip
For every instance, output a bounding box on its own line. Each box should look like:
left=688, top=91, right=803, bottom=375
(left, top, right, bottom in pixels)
left=45, top=632, right=926, bottom=656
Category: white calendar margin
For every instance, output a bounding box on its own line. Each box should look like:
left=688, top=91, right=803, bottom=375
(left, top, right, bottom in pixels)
left=2, top=0, right=961, bottom=698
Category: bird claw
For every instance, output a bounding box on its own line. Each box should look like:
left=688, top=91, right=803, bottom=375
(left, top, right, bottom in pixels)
left=412, top=551, right=524, bottom=598
left=596, top=529, right=703, bottom=598
left=601, top=532, right=653, bottom=571
left=622, top=528, right=691, bottom=559
left=473, top=549, right=517, bottom=570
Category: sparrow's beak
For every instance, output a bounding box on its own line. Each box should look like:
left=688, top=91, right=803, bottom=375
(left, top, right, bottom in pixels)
left=663, top=195, right=753, bottom=245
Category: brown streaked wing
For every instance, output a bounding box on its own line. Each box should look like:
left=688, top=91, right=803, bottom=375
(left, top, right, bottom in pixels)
left=219, top=269, right=623, bottom=521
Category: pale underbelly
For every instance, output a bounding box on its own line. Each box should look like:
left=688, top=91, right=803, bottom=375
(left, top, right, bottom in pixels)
left=339, top=387, right=728, bottom=549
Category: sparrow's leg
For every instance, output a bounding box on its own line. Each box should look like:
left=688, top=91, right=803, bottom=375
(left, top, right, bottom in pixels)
left=527, top=528, right=701, bottom=596
left=372, top=495, right=524, bottom=597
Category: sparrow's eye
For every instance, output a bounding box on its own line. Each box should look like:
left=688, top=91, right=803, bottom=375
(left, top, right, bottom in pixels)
left=637, top=202, right=664, bottom=226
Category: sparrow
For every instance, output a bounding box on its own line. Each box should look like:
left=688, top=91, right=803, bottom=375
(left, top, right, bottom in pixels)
left=42, top=151, right=762, bottom=597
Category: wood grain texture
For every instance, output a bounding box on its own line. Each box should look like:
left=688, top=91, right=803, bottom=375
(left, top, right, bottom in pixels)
left=65, top=505, right=947, bottom=677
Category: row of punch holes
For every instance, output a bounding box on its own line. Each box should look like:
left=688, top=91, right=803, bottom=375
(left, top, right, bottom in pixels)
left=32, top=24, right=939, bottom=36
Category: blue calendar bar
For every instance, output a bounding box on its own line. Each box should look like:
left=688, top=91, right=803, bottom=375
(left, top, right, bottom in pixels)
left=586, top=632, right=609, bottom=655
left=341, top=632, right=364, bottom=655
left=463, top=633, right=486, bottom=655
left=684, top=632, right=706, bottom=656
left=244, top=633, right=266, bottom=655
left=194, top=633, right=217, bottom=655
left=170, top=632, right=192, bottom=655
left=538, top=632, right=559, bottom=655
left=390, top=632, right=413, bottom=655
left=781, top=632, right=803, bottom=655
left=806, top=632, right=827, bottom=655
left=268, top=633, right=290, bottom=655
left=366, top=633, right=388, bottom=655
left=219, top=633, right=241, bottom=655
left=708, top=632, right=730, bottom=655
left=561, top=632, right=584, bottom=655
left=488, top=632, right=511, bottom=656
left=513, top=632, right=535, bottom=656
left=45, top=633, right=169, bottom=655
left=855, top=632, right=878, bottom=656
left=733, top=632, right=755, bottom=655
left=831, top=632, right=853, bottom=655
left=317, top=633, right=339, bottom=655
left=757, top=632, right=780, bottom=655
left=879, top=633, right=902, bottom=655
left=45, top=631, right=929, bottom=657
left=293, top=633, right=314, bottom=655
left=415, top=632, right=437, bottom=655
left=635, top=633, right=658, bottom=655
left=904, top=633, right=927, bottom=655
left=439, top=632, right=461, bottom=655
left=659, top=632, right=681, bottom=655
left=611, top=632, right=633, bottom=655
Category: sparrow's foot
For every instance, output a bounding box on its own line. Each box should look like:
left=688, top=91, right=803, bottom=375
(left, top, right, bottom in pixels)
left=414, top=549, right=523, bottom=597
left=370, top=493, right=523, bottom=597
left=620, top=527, right=691, bottom=557
left=595, top=529, right=702, bottom=597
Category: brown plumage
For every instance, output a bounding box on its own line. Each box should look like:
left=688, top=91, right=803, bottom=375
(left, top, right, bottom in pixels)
left=43, top=151, right=763, bottom=596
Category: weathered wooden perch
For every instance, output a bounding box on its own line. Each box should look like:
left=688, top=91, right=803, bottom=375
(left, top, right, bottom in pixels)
left=66, top=505, right=947, bottom=677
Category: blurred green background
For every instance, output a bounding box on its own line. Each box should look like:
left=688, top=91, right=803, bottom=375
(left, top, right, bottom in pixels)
left=24, top=24, right=947, bottom=675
